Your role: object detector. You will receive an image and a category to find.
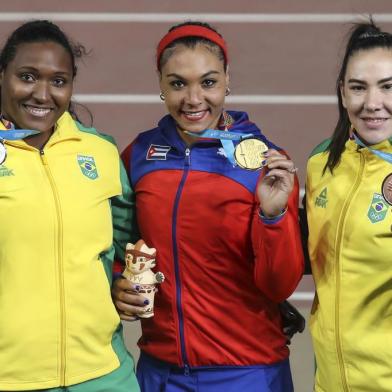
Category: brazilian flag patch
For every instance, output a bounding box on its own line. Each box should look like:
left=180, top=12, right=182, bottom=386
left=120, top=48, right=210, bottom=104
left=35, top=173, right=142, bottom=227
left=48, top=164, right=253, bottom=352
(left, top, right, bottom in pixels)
left=77, top=155, right=98, bottom=180
left=367, top=193, right=388, bottom=223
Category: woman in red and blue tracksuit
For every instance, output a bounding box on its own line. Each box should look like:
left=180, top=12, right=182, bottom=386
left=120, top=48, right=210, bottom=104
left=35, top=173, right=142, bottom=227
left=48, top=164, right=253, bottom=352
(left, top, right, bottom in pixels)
left=113, top=21, right=304, bottom=392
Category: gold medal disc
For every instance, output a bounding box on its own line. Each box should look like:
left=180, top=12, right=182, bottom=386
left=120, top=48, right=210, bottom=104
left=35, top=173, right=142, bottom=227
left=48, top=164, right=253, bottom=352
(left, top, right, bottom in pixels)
left=234, top=138, right=268, bottom=170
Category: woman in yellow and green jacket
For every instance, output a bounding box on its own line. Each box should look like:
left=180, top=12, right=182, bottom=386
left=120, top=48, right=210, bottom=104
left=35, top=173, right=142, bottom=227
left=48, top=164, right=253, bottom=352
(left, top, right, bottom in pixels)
left=306, top=21, right=392, bottom=391
left=0, top=20, right=139, bottom=391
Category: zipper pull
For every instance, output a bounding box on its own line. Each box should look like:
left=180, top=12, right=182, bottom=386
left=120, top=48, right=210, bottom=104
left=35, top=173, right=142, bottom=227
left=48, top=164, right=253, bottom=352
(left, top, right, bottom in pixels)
left=185, top=148, right=191, bottom=166
left=184, top=364, right=190, bottom=376
left=39, top=149, right=48, bottom=165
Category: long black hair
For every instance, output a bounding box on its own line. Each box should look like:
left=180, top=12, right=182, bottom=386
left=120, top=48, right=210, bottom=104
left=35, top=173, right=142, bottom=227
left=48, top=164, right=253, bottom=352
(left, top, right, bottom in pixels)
left=325, top=19, right=392, bottom=173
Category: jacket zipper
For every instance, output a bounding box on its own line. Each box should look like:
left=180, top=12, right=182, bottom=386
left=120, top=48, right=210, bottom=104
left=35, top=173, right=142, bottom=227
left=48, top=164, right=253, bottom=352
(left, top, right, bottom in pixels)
left=172, top=147, right=191, bottom=374
left=40, top=149, right=66, bottom=385
left=334, top=151, right=365, bottom=392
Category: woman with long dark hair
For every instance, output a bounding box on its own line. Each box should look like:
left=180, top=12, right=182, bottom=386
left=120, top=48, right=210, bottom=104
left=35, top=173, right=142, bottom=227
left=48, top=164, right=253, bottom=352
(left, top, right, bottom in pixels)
left=306, top=20, right=392, bottom=391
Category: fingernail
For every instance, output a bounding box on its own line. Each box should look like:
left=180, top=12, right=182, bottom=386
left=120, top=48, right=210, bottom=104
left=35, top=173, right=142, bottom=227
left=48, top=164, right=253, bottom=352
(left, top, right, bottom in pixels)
left=261, top=160, right=267, bottom=166
left=135, top=285, right=140, bottom=291
left=144, top=299, right=149, bottom=305
left=262, top=151, right=269, bottom=157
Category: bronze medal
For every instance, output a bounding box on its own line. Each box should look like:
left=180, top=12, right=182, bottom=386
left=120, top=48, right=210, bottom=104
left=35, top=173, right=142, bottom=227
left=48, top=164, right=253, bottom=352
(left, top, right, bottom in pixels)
left=0, top=141, right=6, bottom=165
left=382, top=173, right=392, bottom=206
left=234, top=138, right=268, bottom=170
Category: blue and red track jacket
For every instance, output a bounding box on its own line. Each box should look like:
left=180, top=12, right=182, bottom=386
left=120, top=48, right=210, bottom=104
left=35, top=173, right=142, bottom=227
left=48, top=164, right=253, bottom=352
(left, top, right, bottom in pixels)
left=121, top=111, right=304, bottom=368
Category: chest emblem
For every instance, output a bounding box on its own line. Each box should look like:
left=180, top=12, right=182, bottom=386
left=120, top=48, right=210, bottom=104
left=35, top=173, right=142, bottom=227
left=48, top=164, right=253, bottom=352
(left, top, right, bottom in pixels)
left=217, top=147, right=227, bottom=158
left=315, top=187, right=328, bottom=208
left=382, top=173, right=392, bottom=206
left=0, top=165, right=14, bottom=177
left=77, top=155, right=98, bottom=180
left=146, top=144, right=171, bottom=160
left=367, top=193, right=389, bottom=223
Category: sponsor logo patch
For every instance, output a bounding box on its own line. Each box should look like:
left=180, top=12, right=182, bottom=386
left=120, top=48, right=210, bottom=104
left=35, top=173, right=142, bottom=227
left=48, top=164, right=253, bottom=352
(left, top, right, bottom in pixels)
left=315, top=187, right=328, bottom=208
left=367, top=193, right=388, bottom=223
left=146, top=144, right=171, bottom=160
left=217, top=147, right=227, bottom=158
left=77, top=155, right=98, bottom=180
left=0, top=165, right=14, bottom=177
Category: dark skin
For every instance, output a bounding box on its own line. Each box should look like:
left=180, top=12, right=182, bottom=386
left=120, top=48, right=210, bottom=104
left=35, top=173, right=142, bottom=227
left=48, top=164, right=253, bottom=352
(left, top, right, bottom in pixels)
left=0, top=41, right=74, bottom=150
left=112, top=280, right=148, bottom=321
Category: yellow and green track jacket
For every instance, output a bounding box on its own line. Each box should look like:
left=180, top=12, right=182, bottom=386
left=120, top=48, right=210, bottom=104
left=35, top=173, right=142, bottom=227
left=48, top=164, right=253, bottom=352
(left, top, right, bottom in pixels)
left=0, top=112, right=137, bottom=390
left=306, top=137, right=392, bottom=392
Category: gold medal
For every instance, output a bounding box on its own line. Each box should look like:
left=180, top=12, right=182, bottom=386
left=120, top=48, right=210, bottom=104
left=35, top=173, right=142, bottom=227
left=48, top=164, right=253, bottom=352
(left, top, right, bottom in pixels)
left=0, top=141, right=6, bottom=165
left=382, top=173, right=392, bottom=206
left=234, top=138, right=268, bottom=170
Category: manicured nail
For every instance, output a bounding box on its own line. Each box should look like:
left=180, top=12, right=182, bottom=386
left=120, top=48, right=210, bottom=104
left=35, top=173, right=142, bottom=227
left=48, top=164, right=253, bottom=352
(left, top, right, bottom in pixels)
left=135, top=285, right=140, bottom=292
left=144, top=299, right=150, bottom=305
left=261, top=160, right=267, bottom=166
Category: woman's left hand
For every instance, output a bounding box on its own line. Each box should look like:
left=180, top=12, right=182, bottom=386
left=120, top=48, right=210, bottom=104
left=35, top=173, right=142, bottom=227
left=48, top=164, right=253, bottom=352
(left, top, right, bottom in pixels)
left=256, top=149, right=296, bottom=218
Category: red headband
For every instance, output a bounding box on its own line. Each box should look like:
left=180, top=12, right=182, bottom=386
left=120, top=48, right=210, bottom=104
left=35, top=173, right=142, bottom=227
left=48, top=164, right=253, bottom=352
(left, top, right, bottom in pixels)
left=156, top=25, right=228, bottom=70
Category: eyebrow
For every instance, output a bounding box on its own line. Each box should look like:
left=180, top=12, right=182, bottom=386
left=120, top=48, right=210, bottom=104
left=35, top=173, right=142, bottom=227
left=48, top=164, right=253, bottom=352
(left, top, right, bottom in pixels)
left=17, top=65, right=71, bottom=75
left=166, top=70, right=221, bottom=79
left=348, top=76, right=392, bottom=84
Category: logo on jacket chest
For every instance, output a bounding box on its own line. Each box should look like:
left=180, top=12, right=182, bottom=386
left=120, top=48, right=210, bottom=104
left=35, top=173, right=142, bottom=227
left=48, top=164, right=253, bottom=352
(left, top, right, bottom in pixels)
left=368, top=193, right=389, bottom=223
left=0, top=165, right=14, bottom=177
left=77, top=155, right=98, bottom=180
left=315, top=187, right=328, bottom=208
left=146, top=144, right=171, bottom=160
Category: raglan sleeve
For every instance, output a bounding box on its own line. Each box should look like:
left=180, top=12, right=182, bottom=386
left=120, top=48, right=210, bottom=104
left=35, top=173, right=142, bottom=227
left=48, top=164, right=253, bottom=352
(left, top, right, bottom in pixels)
left=112, top=142, right=140, bottom=279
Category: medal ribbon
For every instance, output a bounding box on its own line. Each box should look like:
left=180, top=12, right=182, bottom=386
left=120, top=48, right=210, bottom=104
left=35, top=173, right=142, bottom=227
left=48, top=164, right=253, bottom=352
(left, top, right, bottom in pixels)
left=353, top=133, right=392, bottom=164
left=0, top=129, right=39, bottom=141
left=185, top=129, right=254, bottom=166
left=0, top=129, right=40, bottom=165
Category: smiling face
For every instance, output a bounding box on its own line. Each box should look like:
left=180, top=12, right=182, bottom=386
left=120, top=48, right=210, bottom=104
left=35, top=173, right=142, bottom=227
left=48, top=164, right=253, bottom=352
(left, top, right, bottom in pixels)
left=159, top=43, right=229, bottom=145
left=0, top=41, right=73, bottom=145
left=340, top=47, right=392, bottom=145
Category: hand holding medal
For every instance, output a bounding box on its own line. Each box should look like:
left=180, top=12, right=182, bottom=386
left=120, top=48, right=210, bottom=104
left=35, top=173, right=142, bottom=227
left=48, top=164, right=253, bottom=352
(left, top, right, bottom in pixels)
left=256, top=149, right=297, bottom=218
left=234, top=138, right=268, bottom=170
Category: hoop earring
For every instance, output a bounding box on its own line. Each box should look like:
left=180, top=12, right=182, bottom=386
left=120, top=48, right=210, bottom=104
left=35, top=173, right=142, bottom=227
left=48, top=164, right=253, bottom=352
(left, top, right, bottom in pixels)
left=225, top=87, right=231, bottom=96
left=159, top=92, right=165, bottom=101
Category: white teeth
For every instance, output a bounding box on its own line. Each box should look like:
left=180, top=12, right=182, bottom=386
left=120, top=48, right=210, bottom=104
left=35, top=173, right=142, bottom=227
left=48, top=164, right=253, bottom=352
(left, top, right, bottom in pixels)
left=364, top=118, right=385, bottom=122
left=184, top=111, right=205, bottom=117
left=24, top=105, right=51, bottom=117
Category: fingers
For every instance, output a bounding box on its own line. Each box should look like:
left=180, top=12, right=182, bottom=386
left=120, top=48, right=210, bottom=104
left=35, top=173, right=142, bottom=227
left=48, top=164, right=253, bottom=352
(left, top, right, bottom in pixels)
left=263, top=149, right=296, bottom=174
left=112, top=278, right=149, bottom=321
left=113, top=277, right=140, bottom=292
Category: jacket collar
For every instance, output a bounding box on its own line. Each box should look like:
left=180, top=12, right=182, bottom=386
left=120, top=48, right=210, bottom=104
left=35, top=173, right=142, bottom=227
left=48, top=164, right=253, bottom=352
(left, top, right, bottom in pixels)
left=157, top=110, right=264, bottom=151
left=346, top=136, right=392, bottom=153
left=0, top=111, right=81, bottom=149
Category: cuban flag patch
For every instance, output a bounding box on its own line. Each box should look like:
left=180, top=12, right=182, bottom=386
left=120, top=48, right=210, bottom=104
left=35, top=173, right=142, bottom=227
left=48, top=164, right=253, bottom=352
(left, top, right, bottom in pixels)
left=146, top=144, right=171, bottom=160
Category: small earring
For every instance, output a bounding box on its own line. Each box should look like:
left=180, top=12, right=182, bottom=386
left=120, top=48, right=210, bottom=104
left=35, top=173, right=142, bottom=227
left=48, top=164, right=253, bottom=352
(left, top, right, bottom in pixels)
left=225, top=87, right=231, bottom=96
left=159, top=92, right=165, bottom=101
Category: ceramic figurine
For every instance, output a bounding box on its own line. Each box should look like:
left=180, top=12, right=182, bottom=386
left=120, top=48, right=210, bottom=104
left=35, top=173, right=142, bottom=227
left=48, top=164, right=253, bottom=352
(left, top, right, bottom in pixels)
left=122, top=239, right=164, bottom=318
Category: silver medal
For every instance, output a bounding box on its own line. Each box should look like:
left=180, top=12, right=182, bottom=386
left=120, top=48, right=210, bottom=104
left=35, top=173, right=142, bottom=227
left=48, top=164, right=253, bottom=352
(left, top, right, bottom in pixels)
left=0, top=141, right=6, bottom=165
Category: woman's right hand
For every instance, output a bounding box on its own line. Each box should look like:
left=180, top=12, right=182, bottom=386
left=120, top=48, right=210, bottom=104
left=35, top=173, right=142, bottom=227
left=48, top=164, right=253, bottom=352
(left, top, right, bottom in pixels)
left=112, top=278, right=149, bottom=321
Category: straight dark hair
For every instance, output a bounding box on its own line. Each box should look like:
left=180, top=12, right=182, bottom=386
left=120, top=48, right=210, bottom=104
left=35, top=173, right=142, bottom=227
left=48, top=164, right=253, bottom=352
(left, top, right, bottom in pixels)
left=324, top=19, right=392, bottom=173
